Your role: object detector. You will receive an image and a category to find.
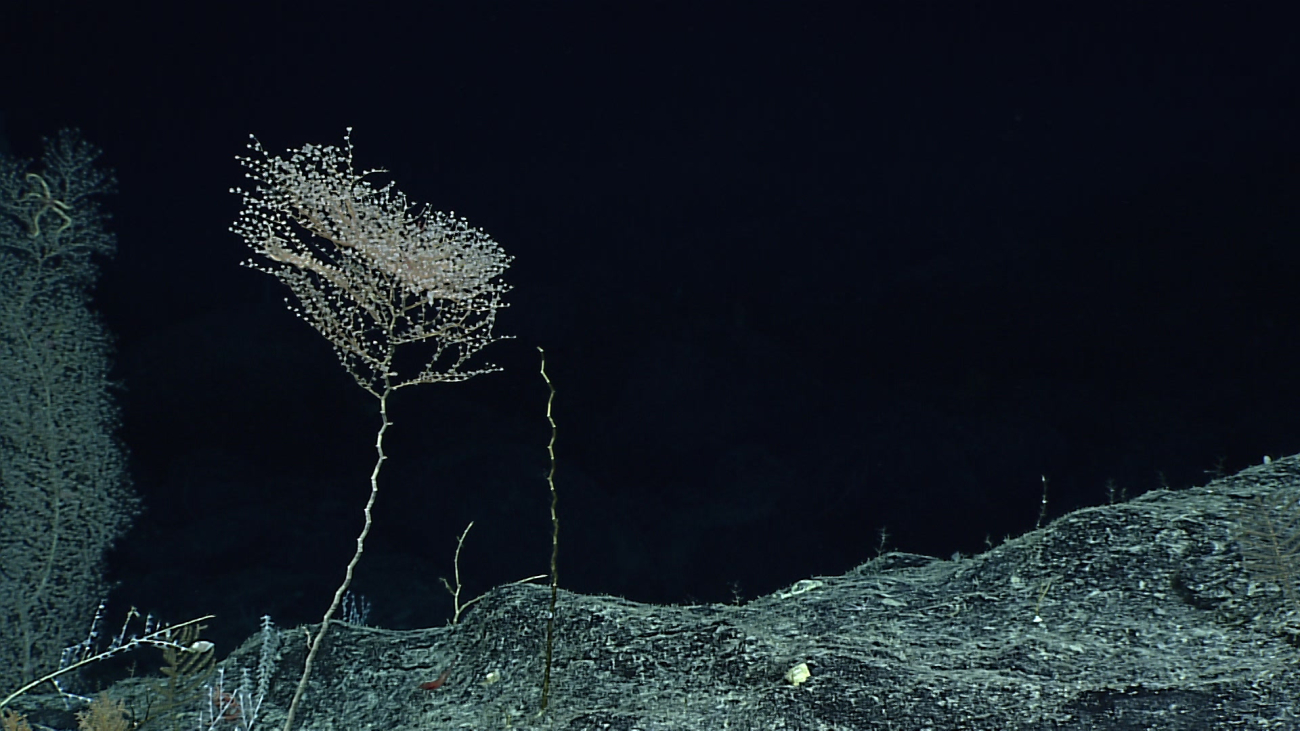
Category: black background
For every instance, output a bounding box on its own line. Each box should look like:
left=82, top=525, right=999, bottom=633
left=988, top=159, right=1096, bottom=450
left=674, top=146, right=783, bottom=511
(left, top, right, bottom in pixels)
left=4, top=3, right=1299, bottom=658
